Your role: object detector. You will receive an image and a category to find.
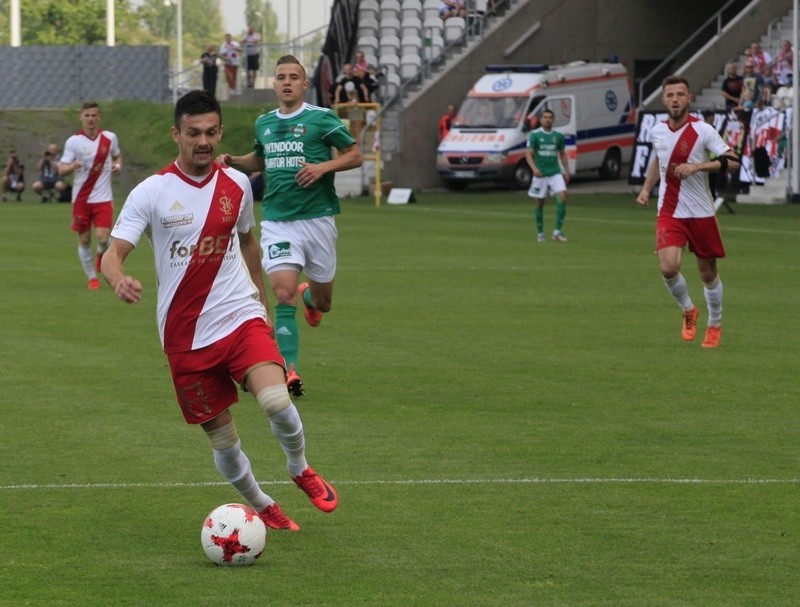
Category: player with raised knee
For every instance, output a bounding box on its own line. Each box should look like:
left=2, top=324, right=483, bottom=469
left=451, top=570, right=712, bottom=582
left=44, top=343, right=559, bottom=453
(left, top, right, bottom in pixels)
left=101, top=90, right=337, bottom=531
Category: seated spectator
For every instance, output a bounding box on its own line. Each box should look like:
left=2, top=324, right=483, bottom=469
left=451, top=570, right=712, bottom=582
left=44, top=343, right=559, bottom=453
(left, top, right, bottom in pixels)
left=738, top=59, right=764, bottom=112
left=749, top=42, right=771, bottom=72
left=353, top=50, right=370, bottom=73
left=353, top=65, right=379, bottom=102
left=333, top=63, right=369, bottom=104
left=760, top=64, right=777, bottom=94
left=32, top=143, right=66, bottom=203
left=439, top=0, right=466, bottom=20
left=773, top=39, right=793, bottom=88
left=2, top=150, right=25, bottom=202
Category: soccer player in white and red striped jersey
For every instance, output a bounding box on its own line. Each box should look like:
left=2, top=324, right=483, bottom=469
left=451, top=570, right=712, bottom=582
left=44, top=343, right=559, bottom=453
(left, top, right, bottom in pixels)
left=636, top=76, right=739, bottom=348
left=59, top=101, right=122, bottom=290
left=101, top=90, right=338, bottom=531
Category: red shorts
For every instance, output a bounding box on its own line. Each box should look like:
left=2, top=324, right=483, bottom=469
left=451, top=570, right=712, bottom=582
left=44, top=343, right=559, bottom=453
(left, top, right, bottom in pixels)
left=166, top=318, right=285, bottom=424
left=656, top=215, right=725, bottom=259
left=71, top=200, right=113, bottom=233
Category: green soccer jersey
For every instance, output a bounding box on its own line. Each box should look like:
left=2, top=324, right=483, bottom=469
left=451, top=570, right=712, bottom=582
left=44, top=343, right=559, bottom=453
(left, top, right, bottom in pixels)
left=527, top=128, right=566, bottom=177
left=254, top=102, right=356, bottom=221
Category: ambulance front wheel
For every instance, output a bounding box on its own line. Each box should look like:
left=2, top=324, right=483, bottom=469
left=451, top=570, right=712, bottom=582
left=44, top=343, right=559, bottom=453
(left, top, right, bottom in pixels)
left=512, top=162, right=533, bottom=190
left=599, top=148, right=622, bottom=180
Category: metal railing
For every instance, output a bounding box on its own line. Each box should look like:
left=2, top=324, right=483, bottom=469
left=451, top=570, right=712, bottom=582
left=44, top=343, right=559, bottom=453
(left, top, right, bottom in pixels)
left=636, top=0, right=752, bottom=106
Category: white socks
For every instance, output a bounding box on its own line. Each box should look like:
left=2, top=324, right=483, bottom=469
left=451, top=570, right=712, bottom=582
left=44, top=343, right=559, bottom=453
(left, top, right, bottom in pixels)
left=703, top=277, right=723, bottom=327
left=269, top=404, right=308, bottom=477
left=663, top=273, right=693, bottom=310
left=212, top=439, right=272, bottom=511
left=78, top=245, right=96, bottom=279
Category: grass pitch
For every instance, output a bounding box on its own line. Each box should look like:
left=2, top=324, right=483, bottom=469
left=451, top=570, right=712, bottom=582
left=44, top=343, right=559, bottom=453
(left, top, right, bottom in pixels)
left=1, top=190, right=798, bottom=606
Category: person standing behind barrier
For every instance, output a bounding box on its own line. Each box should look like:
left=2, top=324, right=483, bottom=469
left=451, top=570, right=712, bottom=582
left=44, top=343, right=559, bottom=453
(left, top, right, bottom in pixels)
left=720, top=62, right=743, bottom=111
left=242, top=26, right=261, bottom=88
left=200, top=44, right=219, bottom=97
left=219, top=33, right=241, bottom=95
left=525, top=109, right=570, bottom=242
left=216, top=55, right=363, bottom=397
left=59, top=101, right=122, bottom=290
left=635, top=76, right=739, bottom=349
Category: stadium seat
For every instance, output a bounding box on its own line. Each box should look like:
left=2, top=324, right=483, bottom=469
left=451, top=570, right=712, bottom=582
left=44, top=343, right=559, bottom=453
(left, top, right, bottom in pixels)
left=358, top=16, right=380, bottom=39
left=380, top=16, right=401, bottom=39
left=423, top=16, right=444, bottom=39
left=360, top=0, right=380, bottom=22
left=379, top=35, right=401, bottom=59
left=401, top=34, right=424, bottom=59
left=379, top=53, right=401, bottom=77
left=401, top=0, right=423, bottom=21
left=444, top=17, right=466, bottom=43
left=382, top=71, right=401, bottom=98
left=379, top=0, right=401, bottom=22
left=425, top=34, right=444, bottom=60
left=358, top=35, right=379, bottom=59
left=422, top=0, right=441, bottom=20
left=400, top=54, right=422, bottom=79
left=401, top=16, right=423, bottom=39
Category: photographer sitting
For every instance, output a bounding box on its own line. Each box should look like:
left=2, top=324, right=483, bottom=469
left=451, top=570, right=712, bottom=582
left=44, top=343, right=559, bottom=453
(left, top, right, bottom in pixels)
left=2, top=150, right=25, bottom=202
left=33, top=143, right=66, bottom=203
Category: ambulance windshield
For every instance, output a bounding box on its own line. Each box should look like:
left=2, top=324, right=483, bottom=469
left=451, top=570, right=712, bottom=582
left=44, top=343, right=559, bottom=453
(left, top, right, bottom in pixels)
left=454, top=97, right=528, bottom=129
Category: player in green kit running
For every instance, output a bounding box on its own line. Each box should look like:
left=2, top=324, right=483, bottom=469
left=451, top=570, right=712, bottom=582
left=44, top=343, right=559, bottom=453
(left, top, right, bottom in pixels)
left=217, top=55, right=363, bottom=396
left=525, top=109, right=570, bottom=242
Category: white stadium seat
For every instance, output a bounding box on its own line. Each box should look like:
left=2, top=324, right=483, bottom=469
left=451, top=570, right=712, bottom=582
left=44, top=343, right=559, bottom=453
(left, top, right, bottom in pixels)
left=382, top=71, right=401, bottom=98
left=401, top=34, right=424, bottom=58
left=360, top=0, right=380, bottom=22
left=358, top=35, right=379, bottom=58
left=400, top=54, right=422, bottom=79
left=358, top=16, right=379, bottom=38
left=380, top=16, right=401, bottom=39
left=401, top=16, right=423, bottom=38
left=423, top=16, right=444, bottom=39
left=379, top=35, right=401, bottom=58
left=444, top=17, right=466, bottom=43
left=379, top=0, right=401, bottom=21
left=379, top=53, right=401, bottom=76
left=401, top=0, right=423, bottom=21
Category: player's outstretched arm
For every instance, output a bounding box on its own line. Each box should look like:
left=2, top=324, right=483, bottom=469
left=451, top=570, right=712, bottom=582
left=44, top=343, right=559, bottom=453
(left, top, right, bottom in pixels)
left=215, top=151, right=264, bottom=174
left=101, top=238, right=143, bottom=304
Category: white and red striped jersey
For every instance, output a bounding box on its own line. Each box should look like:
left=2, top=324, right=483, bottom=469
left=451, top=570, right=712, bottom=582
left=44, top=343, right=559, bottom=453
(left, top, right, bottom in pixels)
left=61, top=130, right=121, bottom=204
left=649, top=116, right=731, bottom=218
left=111, top=162, right=265, bottom=354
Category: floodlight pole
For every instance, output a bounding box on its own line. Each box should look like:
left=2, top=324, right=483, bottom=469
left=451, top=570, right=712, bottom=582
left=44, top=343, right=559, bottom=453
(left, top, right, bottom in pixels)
left=10, top=0, right=21, bottom=46
left=107, top=0, right=115, bottom=46
left=791, top=0, right=799, bottom=200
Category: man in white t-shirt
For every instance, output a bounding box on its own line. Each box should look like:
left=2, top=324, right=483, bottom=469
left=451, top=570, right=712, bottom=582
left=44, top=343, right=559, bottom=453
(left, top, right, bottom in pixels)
left=101, top=90, right=338, bottom=531
left=636, top=76, right=739, bottom=348
left=219, top=33, right=241, bottom=95
left=242, top=26, right=261, bottom=88
left=59, top=101, right=122, bottom=290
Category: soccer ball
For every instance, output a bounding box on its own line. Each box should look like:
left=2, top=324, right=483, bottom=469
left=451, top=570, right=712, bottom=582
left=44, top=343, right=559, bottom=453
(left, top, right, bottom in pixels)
left=201, top=503, right=267, bottom=566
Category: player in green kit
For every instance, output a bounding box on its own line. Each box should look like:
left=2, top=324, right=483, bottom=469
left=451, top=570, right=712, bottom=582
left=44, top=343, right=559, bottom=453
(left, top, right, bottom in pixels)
left=217, top=55, right=363, bottom=396
left=525, top=109, right=570, bottom=242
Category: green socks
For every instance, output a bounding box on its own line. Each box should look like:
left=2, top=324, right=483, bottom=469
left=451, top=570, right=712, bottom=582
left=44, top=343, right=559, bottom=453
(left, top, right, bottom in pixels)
left=275, top=304, right=299, bottom=371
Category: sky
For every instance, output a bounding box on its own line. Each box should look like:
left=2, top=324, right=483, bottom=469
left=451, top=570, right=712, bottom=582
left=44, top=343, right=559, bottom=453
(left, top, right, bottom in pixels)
left=222, top=0, right=330, bottom=38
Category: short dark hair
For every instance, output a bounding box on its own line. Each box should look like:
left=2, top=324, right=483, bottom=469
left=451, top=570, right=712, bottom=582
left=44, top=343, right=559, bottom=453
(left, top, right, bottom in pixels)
left=662, top=75, right=690, bottom=90
left=80, top=100, right=100, bottom=112
left=174, top=89, right=221, bottom=128
left=541, top=108, right=555, bottom=117
left=276, top=54, right=306, bottom=78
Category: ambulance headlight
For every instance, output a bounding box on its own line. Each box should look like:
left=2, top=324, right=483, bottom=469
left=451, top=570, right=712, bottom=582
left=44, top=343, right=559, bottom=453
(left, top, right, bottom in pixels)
left=485, top=152, right=506, bottom=164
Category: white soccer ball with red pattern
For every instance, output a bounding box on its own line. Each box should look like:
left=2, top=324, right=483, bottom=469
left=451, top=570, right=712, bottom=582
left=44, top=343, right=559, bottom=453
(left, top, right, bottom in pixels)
left=201, top=503, right=267, bottom=566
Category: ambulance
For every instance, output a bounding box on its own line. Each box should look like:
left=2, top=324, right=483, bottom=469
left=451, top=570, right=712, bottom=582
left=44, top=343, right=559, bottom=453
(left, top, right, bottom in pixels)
left=437, top=62, right=636, bottom=189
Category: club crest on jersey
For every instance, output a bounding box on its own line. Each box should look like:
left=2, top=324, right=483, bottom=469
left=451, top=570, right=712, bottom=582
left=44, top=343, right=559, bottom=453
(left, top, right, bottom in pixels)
left=218, top=193, right=234, bottom=222
left=291, top=124, right=306, bottom=138
left=679, top=140, right=689, bottom=155
left=268, top=242, right=292, bottom=259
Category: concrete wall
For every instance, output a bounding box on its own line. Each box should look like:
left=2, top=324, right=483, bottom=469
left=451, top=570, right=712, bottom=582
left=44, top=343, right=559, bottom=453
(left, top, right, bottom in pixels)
left=387, top=0, right=783, bottom=189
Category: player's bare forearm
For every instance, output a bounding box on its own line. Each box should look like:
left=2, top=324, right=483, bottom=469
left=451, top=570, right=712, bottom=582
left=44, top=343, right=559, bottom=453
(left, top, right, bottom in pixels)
left=216, top=152, right=263, bottom=174
left=101, top=239, right=142, bottom=303
left=637, top=160, right=660, bottom=206
left=295, top=144, right=363, bottom=188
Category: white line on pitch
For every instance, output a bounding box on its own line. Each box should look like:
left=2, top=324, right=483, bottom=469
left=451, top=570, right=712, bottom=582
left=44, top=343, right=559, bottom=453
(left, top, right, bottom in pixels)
left=1, top=477, right=797, bottom=491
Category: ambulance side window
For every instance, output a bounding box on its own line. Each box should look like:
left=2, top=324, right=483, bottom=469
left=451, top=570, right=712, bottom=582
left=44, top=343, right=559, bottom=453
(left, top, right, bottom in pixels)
left=523, top=96, right=546, bottom=132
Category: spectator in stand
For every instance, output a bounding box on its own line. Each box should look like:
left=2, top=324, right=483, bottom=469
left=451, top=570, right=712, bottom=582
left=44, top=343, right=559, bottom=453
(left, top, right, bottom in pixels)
left=2, top=149, right=25, bottom=202
left=439, top=0, right=466, bottom=20
left=353, top=50, right=370, bottom=73
left=200, top=44, right=219, bottom=97
left=738, top=59, right=764, bottom=114
left=438, top=103, right=457, bottom=141
left=720, top=62, right=743, bottom=111
left=33, top=143, right=66, bottom=203
left=773, top=39, right=793, bottom=88
left=334, top=63, right=369, bottom=104
left=749, top=42, right=771, bottom=72
left=219, top=33, right=242, bottom=95
left=242, top=26, right=261, bottom=88
left=760, top=63, right=777, bottom=94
